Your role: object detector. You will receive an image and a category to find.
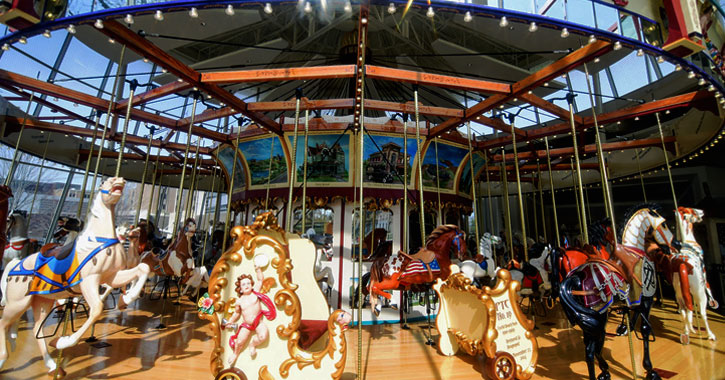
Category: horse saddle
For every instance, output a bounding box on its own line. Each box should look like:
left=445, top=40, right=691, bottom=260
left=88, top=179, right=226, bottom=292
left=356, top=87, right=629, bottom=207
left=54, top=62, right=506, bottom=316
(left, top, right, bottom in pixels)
left=407, top=248, right=435, bottom=265
left=576, top=260, right=628, bottom=311
left=27, top=242, right=82, bottom=295
left=40, top=240, right=75, bottom=260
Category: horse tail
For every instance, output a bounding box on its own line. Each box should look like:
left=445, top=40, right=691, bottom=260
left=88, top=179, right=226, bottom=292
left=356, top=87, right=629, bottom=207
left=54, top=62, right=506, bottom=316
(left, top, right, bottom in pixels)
left=0, top=258, right=19, bottom=307
left=560, top=275, right=607, bottom=333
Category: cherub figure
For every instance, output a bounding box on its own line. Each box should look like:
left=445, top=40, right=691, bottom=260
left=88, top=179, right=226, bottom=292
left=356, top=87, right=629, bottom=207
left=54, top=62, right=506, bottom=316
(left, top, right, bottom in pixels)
left=223, top=256, right=276, bottom=365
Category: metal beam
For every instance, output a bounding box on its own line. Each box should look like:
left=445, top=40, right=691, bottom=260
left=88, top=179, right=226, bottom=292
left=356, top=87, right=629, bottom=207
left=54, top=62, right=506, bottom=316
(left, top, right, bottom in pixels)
left=365, top=65, right=511, bottom=94
left=200, top=65, right=356, bottom=83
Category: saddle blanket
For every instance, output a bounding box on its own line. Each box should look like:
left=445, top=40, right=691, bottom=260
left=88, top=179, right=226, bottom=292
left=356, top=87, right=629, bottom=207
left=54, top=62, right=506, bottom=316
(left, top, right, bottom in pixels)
left=401, top=259, right=440, bottom=278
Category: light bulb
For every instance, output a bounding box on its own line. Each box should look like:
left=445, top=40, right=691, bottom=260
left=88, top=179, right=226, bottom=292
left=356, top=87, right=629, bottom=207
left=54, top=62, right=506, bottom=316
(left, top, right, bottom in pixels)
left=264, top=3, right=273, bottom=14
left=499, top=16, right=508, bottom=27
left=698, top=78, right=706, bottom=86
left=94, top=19, right=104, bottom=29
left=613, top=41, right=621, bottom=50
left=688, top=71, right=695, bottom=79
left=528, top=22, right=537, bottom=32
left=18, top=36, right=27, bottom=44
left=634, top=116, right=639, bottom=121
left=709, top=84, right=716, bottom=92
left=108, top=38, right=115, bottom=44
left=67, top=24, right=76, bottom=34
left=594, top=57, right=600, bottom=63
left=344, top=1, right=352, bottom=12
left=426, top=7, right=435, bottom=18
left=189, top=7, right=199, bottom=18
left=124, top=14, right=134, bottom=24
left=225, top=5, right=235, bottom=16
left=42, top=29, right=51, bottom=38
left=560, top=28, right=569, bottom=38
left=154, top=10, right=164, bottom=21
left=657, top=55, right=664, bottom=64
left=636, top=48, right=644, bottom=56
left=388, top=3, right=396, bottom=14
left=675, top=64, right=682, bottom=71
left=588, top=34, right=596, bottom=44
left=1, top=44, right=8, bottom=51
left=463, top=11, right=472, bottom=23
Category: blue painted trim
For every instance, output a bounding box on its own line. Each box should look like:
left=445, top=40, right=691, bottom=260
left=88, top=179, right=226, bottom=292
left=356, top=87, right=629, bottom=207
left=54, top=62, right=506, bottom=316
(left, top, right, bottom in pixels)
left=0, top=0, right=721, bottom=95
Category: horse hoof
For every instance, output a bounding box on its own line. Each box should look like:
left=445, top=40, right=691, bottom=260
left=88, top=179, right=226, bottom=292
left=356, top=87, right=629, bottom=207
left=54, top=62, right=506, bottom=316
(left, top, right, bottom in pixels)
left=56, top=336, right=75, bottom=350
left=709, top=299, right=719, bottom=309
left=597, top=372, right=611, bottom=380
left=708, top=334, right=717, bottom=341
left=646, top=370, right=662, bottom=380
left=680, top=333, right=689, bottom=345
left=48, top=367, right=66, bottom=379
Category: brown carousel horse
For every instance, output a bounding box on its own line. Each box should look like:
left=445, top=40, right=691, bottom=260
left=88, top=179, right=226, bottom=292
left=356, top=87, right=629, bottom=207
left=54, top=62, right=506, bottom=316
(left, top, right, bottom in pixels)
left=555, top=219, right=612, bottom=282
left=552, top=204, right=678, bottom=380
left=139, top=217, right=198, bottom=292
left=365, top=225, right=467, bottom=316
left=354, top=227, right=389, bottom=260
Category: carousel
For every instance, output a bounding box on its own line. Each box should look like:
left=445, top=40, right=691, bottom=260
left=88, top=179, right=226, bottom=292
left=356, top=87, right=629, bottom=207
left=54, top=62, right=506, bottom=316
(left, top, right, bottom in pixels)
left=0, top=0, right=723, bottom=379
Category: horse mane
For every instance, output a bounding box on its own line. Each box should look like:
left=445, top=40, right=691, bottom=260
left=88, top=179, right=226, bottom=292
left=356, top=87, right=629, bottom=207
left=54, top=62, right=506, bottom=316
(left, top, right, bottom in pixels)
left=425, top=224, right=459, bottom=247
left=588, top=218, right=610, bottom=247
left=618, top=202, right=662, bottom=241
left=80, top=191, right=105, bottom=237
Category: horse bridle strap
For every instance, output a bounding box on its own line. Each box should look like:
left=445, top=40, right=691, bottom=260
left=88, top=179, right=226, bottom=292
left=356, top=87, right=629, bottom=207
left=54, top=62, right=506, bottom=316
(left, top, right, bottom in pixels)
left=5, top=239, right=28, bottom=250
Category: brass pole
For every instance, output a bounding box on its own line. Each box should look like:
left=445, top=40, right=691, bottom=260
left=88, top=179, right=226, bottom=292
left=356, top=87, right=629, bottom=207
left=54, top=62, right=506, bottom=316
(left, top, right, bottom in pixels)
left=571, top=158, right=584, bottom=243
left=27, top=132, right=51, bottom=226
left=114, top=79, right=138, bottom=177
left=146, top=152, right=161, bottom=221
left=403, top=118, right=408, bottom=252
left=537, top=160, right=547, bottom=242
left=264, top=136, right=275, bottom=210
left=4, top=90, right=36, bottom=187
left=583, top=63, right=616, bottom=239
left=413, top=87, right=426, bottom=244
left=635, top=149, right=648, bottom=202
left=185, top=136, right=203, bottom=219
left=434, top=137, right=442, bottom=225
left=567, top=94, right=588, bottom=244
left=172, top=95, right=198, bottom=239
left=656, top=112, right=680, bottom=238
left=466, top=123, right=480, bottom=250
left=91, top=45, right=126, bottom=188
left=356, top=20, right=368, bottom=378
left=286, top=90, right=302, bottom=231
left=501, top=148, right=514, bottom=257
left=511, top=124, right=528, bottom=260
left=301, top=110, right=310, bottom=233
left=134, top=129, right=154, bottom=226
left=196, top=165, right=219, bottom=304
left=545, top=137, right=560, bottom=245
left=76, top=113, right=103, bottom=218
left=222, top=122, right=243, bottom=249
left=485, top=150, right=494, bottom=234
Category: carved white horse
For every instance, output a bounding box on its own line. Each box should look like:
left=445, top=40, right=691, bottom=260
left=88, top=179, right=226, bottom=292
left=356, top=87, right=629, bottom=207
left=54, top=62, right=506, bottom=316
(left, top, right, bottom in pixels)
left=3, top=210, right=32, bottom=270
left=672, top=207, right=718, bottom=343
left=0, top=177, right=151, bottom=375
left=311, top=234, right=334, bottom=297
left=509, top=243, right=552, bottom=297
left=458, top=233, right=501, bottom=283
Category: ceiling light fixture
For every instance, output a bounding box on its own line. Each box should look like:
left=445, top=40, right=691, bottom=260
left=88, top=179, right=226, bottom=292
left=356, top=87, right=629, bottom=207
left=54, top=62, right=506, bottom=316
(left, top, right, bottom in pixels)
left=18, top=36, right=27, bottom=44
left=613, top=41, right=622, bottom=50
left=225, top=4, right=235, bottom=15
left=636, top=48, right=644, bottom=56
left=588, top=34, right=596, bottom=44
left=560, top=28, right=569, bottom=38
left=189, top=7, right=199, bottom=18
left=304, top=1, right=312, bottom=13
left=388, top=3, right=396, bottom=14
left=94, top=19, right=104, bottom=29
left=42, top=29, right=51, bottom=38
left=528, top=22, right=537, bottom=32
left=657, top=56, right=664, bottom=64
left=124, top=14, right=134, bottom=24
left=698, top=78, right=706, bottom=86
left=687, top=71, right=696, bottom=79
left=67, top=24, right=76, bottom=34
left=499, top=16, right=508, bottom=27
left=344, top=1, right=352, bottom=13
left=1, top=44, right=8, bottom=51
left=426, top=6, right=435, bottom=18
left=264, top=3, right=273, bottom=14
left=463, top=11, right=472, bottom=23
left=154, top=10, right=164, bottom=21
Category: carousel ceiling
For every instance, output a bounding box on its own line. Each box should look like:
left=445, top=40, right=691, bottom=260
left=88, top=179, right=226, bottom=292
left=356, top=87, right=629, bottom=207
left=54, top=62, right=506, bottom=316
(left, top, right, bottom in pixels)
left=0, top=0, right=722, bottom=197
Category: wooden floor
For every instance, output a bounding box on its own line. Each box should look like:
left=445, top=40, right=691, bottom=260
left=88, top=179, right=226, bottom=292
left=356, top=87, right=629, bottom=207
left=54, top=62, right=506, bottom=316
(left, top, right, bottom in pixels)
left=1, top=291, right=724, bottom=380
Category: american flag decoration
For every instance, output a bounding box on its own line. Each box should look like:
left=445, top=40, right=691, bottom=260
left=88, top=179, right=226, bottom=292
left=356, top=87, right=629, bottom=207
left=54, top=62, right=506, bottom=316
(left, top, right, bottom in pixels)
left=401, top=259, right=441, bottom=278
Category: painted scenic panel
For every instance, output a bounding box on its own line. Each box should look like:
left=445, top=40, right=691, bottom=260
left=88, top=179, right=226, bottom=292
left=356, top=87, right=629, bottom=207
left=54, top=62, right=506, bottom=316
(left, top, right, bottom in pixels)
left=238, top=137, right=287, bottom=186
left=288, top=134, right=350, bottom=182
left=363, top=134, right=418, bottom=184
left=217, top=145, right=246, bottom=191
left=459, top=153, right=486, bottom=194
left=421, top=142, right=468, bottom=189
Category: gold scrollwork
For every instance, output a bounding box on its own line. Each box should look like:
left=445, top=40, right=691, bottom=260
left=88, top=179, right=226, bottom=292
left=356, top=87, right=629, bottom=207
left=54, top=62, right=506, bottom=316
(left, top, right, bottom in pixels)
left=279, top=310, right=348, bottom=379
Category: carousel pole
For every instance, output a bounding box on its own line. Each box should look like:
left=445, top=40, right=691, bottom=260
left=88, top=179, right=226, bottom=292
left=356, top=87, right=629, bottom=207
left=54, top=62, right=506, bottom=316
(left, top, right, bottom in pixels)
left=172, top=93, right=198, bottom=239
left=567, top=93, right=588, bottom=244
left=655, top=112, right=679, bottom=235
left=537, top=160, right=547, bottom=242
left=75, top=112, right=103, bottom=218
left=570, top=158, right=584, bottom=242
left=434, top=137, right=442, bottom=225
left=185, top=136, right=203, bottom=221
left=583, top=62, right=616, bottom=236
left=146, top=152, right=161, bottom=221
left=544, top=137, right=560, bottom=245
left=403, top=117, right=409, bottom=252
left=91, top=45, right=126, bottom=191
left=196, top=165, right=220, bottom=303
left=4, top=78, right=37, bottom=187
left=501, top=148, right=514, bottom=261
left=114, top=79, right=138, bottom=178
left=134, top=128, right=155, bottom=226
left=635, top=149, right=648, bottom=202
left=466, top=123, right=480, bottom=251
left=356, top=55, right=366, bottom=380
left=485, top=150, right=494, bottom=235
left=510, top=119, right=528, bottom=260
left=222, top=117, right=242, bottom=249
left=286, top=89, right=302, bottom=231
left=301, top=109, right=310, bottom=233
left=264, top=136, right=275, bottom=210
left=27, top=132, right=52, bottom=225
left=413, top=86, right=426, bottom=246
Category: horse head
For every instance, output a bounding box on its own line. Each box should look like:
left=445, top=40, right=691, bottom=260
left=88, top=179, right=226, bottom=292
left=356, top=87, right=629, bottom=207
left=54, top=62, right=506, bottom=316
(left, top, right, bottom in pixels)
left=98, top=177, right=126, bottom=209
left=447, top=228, right=467, bottom=261
left=646, top=208, right=676, bottom=253
left=678, top=207, right=704, bottom=224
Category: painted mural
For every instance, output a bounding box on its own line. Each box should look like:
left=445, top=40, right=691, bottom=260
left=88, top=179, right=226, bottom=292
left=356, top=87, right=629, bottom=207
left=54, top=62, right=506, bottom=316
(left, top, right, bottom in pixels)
left=459, top=152, right=486, bottom=195
left=288, top=133, right=350, bottom=183
left=238, top=137, right=287, bottom=186
left=363, top=134, right=418, bottom=185
left=217, top=145, right=246, bottom=191
left=421, top=142, right=468, bottom=190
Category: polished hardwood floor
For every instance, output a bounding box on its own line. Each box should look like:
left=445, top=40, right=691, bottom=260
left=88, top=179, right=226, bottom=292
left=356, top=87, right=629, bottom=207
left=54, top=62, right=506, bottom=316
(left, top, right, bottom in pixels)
left=1, top=290, right=723, bottom=379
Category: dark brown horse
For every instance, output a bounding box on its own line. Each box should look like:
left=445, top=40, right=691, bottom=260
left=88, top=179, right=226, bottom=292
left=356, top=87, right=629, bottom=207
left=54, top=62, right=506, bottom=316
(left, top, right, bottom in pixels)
left=366, top=225, right=467, bottom=316
left=140, top=218, right=197, bottom=283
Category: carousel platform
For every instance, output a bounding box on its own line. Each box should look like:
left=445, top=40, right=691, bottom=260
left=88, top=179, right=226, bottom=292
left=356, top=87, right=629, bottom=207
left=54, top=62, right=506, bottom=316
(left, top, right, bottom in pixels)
left=0, top=294, right=722, bottom=380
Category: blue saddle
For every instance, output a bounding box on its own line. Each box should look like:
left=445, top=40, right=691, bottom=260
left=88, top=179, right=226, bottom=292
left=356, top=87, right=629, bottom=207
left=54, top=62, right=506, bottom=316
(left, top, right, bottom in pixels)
left=477, top=260, right=488, bottom=271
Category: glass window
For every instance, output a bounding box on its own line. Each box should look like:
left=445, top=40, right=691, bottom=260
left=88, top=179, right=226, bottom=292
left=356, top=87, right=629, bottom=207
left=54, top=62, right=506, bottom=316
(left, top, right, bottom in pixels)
left=540, top=0, right=565, bottom=20
left=609, top=51, right=648, bottom=96
left=566, top=0, right=595, bottom=26
left=503, top=0, right=534, bottom=13
left=594, top=2, right=619, bottom=33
